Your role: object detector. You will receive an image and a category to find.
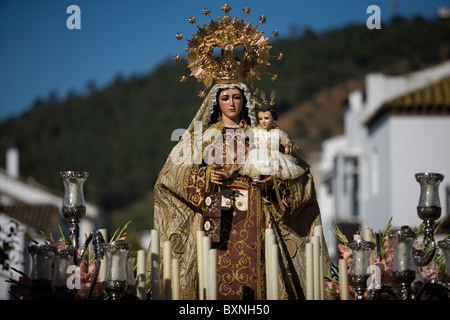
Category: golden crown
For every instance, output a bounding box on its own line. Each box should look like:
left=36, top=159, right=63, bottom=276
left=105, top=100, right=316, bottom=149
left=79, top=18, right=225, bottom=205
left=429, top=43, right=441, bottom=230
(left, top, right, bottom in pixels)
left=252, top=89, right=276, bottom=109
left=173, top=3, right=284, bottom=97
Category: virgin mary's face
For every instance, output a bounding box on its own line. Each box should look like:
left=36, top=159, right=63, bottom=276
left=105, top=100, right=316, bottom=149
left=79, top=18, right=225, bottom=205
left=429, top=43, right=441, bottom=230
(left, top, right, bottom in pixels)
left=218, top=88, right=244, bottom=124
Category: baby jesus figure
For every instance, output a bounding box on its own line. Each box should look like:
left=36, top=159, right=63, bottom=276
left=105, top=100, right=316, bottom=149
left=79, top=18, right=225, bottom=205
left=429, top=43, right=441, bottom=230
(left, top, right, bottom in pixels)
left=240, top=104, right=303, bottom=182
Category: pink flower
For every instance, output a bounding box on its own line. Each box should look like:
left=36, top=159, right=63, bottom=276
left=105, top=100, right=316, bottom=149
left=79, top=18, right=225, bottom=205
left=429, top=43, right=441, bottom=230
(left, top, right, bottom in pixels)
left=338, top=243, right=353, bottom=270
left=374, top=257, right=392, bottom=275
left=338, top=243, right=352, bottom=260
left=383, top=238, right=394, bottom=262
left=420, top=260, right=440, bottom=282
left=55, top=240, right=69, bottom=250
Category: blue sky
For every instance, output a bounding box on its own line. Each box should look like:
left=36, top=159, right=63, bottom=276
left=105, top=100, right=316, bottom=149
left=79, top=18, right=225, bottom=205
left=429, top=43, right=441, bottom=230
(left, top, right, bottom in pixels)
left=0, top=0, right=447, bottom=120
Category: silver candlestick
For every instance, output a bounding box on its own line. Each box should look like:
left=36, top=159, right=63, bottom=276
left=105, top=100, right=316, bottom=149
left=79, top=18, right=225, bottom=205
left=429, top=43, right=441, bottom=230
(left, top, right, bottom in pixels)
left=60, top=171, right=89, bottom=249
left=414, top=172, right=443, bottom=266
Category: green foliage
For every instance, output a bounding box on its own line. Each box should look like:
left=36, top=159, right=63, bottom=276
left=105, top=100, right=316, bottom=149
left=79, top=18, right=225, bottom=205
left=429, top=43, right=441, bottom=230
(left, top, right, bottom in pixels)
left=0, top=17, right=448, bottom=234
left=109, top=220, right=131, bottom=243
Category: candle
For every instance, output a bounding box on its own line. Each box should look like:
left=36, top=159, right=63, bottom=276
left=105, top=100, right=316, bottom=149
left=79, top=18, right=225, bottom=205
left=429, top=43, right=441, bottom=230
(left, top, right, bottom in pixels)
left=196, top=229, right=205, bottom=300
left=306, top=242, right=314, bottom=300
left=265, top=228, right=275, bottom=299
left=311, top=236, right=321, bottom=300
left=353, top=232, right=362, bottom=241
left=171, top=258, right=180, bottom=300
left=270, top=243, right=279, bottom=300
left=208, top=249, right=217, bottom=300
left=53, top=253, right=71, bottom=288
left=150, top=229, right=160, bottom=300
left=425, top=181, right=434, bottom=206
left=397, top=240, right=410, bottom=271
left=363, top=229, right=374, bottom=262
left=363, top=228, right=373, bottom=242
left=69, top=180, right=78, bottom=204
left=363, top=227, right=376, bottom=287
left=110, top=248, right=127, bottom=281
left=339, top=257, right=349, bottom=300
left=265, top=231, right=276, bottom=299
left=202, top=236, right=211, bottom=299
left=136, top=249, right=146, bottom=300
left=163, top=240, right=172, bottom=300
left=314, top=225, right=324, bottom=300
left=353, top=247, right=365, bottom=275
left=99, top=229, right=108, bottom=282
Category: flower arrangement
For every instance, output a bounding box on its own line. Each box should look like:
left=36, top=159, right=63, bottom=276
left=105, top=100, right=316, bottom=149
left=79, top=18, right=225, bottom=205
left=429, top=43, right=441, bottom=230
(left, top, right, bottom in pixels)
left=325, top=218, right=447, bottom=299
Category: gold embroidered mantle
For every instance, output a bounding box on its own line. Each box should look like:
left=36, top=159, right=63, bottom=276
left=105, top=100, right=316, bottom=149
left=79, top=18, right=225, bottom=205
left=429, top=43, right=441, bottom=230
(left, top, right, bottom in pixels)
left=145, top=83, right=331, bottom=300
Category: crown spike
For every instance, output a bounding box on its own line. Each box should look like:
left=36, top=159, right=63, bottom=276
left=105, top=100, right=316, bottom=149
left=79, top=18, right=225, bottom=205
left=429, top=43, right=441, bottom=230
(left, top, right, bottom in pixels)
left=221, top=3, right=232, bottom=15
left=202, top=8, right=211, bottom=16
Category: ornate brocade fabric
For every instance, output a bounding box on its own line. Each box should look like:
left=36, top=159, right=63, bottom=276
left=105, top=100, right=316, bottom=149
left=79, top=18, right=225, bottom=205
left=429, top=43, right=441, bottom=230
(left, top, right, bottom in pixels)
left=187, top=125, right=264, bottom=299
left=146, top=120, right=331, bottom=300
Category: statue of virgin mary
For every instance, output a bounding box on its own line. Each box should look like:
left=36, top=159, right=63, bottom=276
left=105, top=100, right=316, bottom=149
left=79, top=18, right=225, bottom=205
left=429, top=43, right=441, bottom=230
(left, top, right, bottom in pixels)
left=145, top=4, right=331, bottom=300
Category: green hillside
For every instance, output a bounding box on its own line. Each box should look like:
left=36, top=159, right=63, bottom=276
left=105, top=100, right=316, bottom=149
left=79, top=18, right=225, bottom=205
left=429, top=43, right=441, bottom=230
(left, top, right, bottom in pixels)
left=1, top=16, right=449, bottom=245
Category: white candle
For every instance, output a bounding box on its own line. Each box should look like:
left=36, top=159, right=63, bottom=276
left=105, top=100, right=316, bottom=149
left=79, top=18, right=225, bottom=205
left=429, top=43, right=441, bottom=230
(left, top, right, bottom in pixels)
left=270, top=243, right=279, bottom=300
left=69, top=181, right=78, bottom=204
left=99, top=229, right=108, bottom=282
left=425, top=182, right=434, bottom=206
left=397, top=241, right=408, bottom=271
left=265, top=228, right=275, bottom=299
left=353, top=233, right=362, bottom=241
left=171, top=258, right=180, bottom=300
left=202, top=236, right=211, bottom=299
left=339, top=258, right=349, bottom=300
left=266, top=232, right=276, bottom=299
left=136, top=249, right=146, bottom=300
left=111, top=249, right=127, bottom=281
left=208, top=249, right=217, bottom=300
left=53, top=255, right=70, bottom=287
left=197, top=229, right=205, bottom=300
left=306, top=242, right=314, bottom=300
left=363, top=228, right=373, bottom=242
left=363, top=228, right=376, bottom=287
left=311, top=236, right=320, bottom=300
left=353, top=249, right=365, bottom=275
left=150, top=229, right=160, bottom=300
left=314, top=225, right=324, bottom=300
left=163, top=240, right=172, bottom=300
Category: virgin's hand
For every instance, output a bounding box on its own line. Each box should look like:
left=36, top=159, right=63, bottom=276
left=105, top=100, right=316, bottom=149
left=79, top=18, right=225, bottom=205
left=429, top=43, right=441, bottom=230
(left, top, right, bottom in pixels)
left=210, top=169, right=229, bottom=184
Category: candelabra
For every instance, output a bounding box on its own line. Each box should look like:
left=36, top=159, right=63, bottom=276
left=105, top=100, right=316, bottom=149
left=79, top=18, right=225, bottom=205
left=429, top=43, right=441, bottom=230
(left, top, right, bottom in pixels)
left=388, top=226, right=417, bottom=299
left=25, top=171, right=139, bottom=300
left=349, top=240, right=375, bottom=300
left=365, top=172, right=450, bottom=300
left=60, top=171, right=88, bottom=249
left=28, top=244, right=57, bottom=298
left=414, top=172, right=444, bottom=266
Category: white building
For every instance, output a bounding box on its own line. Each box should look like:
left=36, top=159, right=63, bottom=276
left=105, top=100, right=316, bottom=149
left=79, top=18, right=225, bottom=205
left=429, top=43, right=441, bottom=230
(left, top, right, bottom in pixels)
left=0, top=143, right=101, bottom=299
left=318, top=61, right=450, bottom=259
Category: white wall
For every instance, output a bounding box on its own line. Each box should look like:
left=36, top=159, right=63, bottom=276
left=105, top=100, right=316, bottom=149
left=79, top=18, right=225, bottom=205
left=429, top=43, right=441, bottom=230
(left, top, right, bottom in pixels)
left=390, top=116, right=450, bottom=229
left=360, top=115, right=392, bottom=231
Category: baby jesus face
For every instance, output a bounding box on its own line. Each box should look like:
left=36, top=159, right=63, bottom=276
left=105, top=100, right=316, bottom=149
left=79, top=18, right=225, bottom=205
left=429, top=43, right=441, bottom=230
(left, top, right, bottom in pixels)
left=258, top=110, right=275, bottom=130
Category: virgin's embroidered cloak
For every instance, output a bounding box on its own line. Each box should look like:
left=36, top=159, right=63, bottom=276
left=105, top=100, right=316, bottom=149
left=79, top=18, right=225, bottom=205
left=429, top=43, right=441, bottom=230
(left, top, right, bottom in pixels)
left=145, top=83, right=331, bottom=300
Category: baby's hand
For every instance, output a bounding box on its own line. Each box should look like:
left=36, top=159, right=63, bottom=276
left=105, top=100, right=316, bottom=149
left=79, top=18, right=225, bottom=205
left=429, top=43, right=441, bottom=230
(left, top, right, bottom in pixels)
left=284, top=143, right=293, bottom=154
left=251, top=176, right=274, bottom=189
